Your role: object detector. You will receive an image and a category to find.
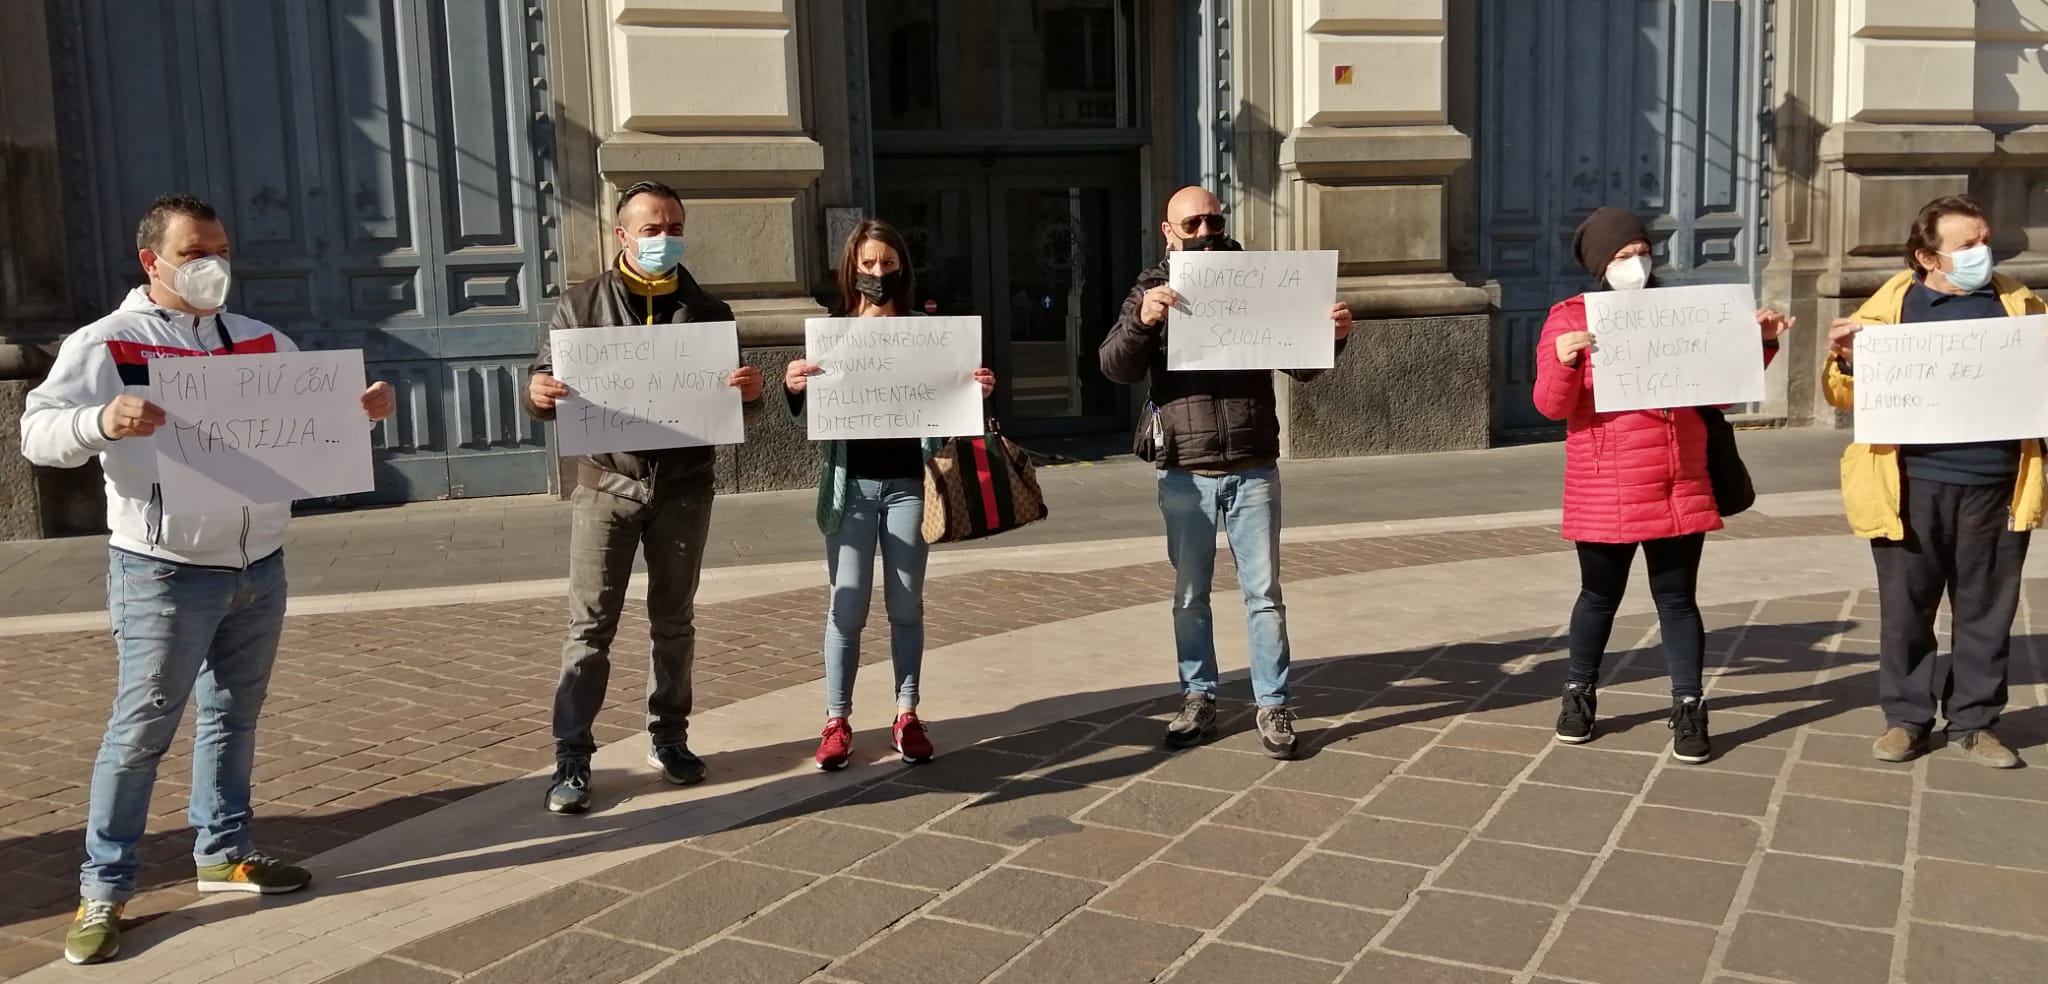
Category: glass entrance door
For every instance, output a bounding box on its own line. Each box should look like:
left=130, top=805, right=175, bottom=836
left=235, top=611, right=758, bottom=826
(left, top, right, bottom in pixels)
left=878, top=154, right=1139, bottom=437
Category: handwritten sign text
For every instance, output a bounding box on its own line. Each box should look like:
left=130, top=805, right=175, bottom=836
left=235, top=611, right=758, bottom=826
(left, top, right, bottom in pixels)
left=1852, top=314, right=2048, bottom=444
left=1166, top=250, right=1339, bottom=371
left=150, top=349, right=374, bottom=510
left=549, top=322, right=743, bottom=455
left=804, top=317, right=983, bottom=440
left=1586, top=283, right=1765, bottom=412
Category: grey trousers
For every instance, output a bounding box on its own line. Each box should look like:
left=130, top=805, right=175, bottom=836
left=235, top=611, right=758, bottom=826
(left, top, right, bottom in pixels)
left=1871, top=478, right=2032, bottom=737
left=552, top=484, right=714, bottom=759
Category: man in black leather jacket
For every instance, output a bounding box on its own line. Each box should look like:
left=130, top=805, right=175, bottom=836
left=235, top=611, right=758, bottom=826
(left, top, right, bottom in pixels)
left=522, top=180, right=764, bottom=813
left=1099, top=185, right=1352, bottom=760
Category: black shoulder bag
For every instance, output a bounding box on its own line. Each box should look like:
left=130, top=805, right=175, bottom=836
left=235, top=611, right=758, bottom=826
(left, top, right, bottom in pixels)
left=1696, top=406, right=1755, bottom=517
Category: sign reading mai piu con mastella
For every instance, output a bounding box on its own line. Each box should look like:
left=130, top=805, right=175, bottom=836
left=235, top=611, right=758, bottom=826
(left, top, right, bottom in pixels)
left=149, top=349, right=375, bottom=510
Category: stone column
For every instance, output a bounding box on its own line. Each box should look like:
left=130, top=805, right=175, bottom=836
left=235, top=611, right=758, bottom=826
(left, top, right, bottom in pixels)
left=1257, top=0, right=1494, bottom=456
left=595, top=1, right=828, bottom=326
left=571, top=0, right=836, bottom=491
left=1767, top=0, right=2048, bottom=425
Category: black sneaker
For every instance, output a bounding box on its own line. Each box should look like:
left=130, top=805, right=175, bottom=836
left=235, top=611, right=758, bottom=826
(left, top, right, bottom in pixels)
left=1555, top=682, right=1597, bottom=744
left=1256, top=706, right=1298, bottom=760
left=648, top=743, right=708, bottom=785
left=1164, top=692, right=1218, bottom=749
left=1668, top=696, right=1712, bottom=764
left=547, top=757, right=592, bottom=814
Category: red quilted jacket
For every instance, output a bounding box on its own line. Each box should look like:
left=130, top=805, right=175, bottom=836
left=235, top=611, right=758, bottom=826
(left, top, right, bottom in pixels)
left=1533, top=295, right=1772, bottom=544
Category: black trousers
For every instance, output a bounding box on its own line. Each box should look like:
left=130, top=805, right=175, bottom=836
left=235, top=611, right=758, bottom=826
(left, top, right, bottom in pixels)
left=1871, top=479, right=2031, bottom=736
left=1568, top=534, right=1707, bottom=698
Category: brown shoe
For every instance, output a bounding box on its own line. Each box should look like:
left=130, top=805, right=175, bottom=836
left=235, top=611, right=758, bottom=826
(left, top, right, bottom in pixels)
left=1958, top=731, right=2022, bottom=769
left=1872, top=727, right=1930, bottom=763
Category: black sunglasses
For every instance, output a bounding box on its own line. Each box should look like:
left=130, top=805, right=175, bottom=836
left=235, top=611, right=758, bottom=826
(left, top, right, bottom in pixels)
left=1174, top=213, right=1226, bottom=236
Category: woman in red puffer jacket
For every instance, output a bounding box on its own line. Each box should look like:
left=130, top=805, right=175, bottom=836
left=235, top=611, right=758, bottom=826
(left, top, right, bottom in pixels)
left=1534, top=206, right=1792, bottom=766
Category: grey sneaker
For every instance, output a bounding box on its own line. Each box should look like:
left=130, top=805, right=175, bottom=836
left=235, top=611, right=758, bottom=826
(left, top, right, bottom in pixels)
left=1256, top=705, right=1298, bottom=760
left=547, top=757, right=592, bottom=814
left=1164, top=692, right=1218, bottom=749
left=1959, top=730, right=2022, bottom=769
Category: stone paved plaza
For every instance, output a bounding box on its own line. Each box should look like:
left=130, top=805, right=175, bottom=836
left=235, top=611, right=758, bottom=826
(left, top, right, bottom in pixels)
left=340, top=589, right=2048, bottom=984
left=7, top=432, right=2048, bottom=984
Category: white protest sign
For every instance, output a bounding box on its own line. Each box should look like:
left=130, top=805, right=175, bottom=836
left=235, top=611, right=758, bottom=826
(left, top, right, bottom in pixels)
left=1585, top=283, right=1765, bottom=412
left=1851, top=315, right=2048, bottom=445
left=804, top=316, right=983, bottom=440
left=1166, top=250, right=1339, bottom=371
left=548, top=322, right=743, bottom=455
left=150, top=349, right=373, bottom=511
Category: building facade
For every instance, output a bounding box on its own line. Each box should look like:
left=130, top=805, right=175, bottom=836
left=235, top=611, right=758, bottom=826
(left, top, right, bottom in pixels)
left=3, top=0, right=2045, bottom=538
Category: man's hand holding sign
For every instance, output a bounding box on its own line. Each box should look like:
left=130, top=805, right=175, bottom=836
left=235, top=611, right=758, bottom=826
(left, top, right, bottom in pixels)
left=147, top=350, right=393, bottom=510
left=106, top=379, right=391, bottom=439
left=1848, top=314, right=2048, bottom=445
left=1153, top=249, right=1347, bottom=371
left=544, top=321, right=749, bottom=455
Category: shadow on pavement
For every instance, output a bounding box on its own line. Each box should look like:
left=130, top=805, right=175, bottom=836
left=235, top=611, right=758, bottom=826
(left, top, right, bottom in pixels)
left=26, top=612, right=2039, bottom=970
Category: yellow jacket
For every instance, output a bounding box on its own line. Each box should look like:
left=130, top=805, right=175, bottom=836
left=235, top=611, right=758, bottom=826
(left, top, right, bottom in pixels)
left=1822, top=270, right=2047, bottom=539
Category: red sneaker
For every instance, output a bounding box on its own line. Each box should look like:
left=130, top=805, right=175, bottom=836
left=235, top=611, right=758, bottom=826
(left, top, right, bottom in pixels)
left=893, top=711, right=935, bottom=764
left=816, top=717, right=853, bottom=771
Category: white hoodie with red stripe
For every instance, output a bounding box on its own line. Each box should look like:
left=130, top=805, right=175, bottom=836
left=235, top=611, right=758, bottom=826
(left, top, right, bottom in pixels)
left=21, top=288, right=298, bottom=568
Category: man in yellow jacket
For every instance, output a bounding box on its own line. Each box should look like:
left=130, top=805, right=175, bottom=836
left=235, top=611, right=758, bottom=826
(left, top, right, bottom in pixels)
left=1823, top=194, right=2044, bottom=768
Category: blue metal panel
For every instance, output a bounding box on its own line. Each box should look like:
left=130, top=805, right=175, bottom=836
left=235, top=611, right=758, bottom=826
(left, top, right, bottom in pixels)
left=51, top=0, right=556, bottom=502
left=1481, top=0, right=1769, bottom=434
left=400, top=0, right=555, bottom=502
left=53, top=0, right=215, bottom=303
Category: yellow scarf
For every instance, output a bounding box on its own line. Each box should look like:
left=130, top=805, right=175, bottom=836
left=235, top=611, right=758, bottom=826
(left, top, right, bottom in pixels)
left=618, top=257, right=679, bottom=324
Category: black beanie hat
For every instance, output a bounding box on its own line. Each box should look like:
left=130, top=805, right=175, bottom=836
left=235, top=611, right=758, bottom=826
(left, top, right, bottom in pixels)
left=1572, top=207, right=1650, bottom=277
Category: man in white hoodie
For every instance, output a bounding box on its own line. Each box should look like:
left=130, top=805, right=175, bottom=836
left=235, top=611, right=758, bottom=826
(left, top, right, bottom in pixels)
left=20, top=194, right=394, bottom=965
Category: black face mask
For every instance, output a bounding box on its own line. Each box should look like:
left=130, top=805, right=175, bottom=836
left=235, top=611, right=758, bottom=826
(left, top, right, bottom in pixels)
left=855, top=270, right=906, bottom=305
left=1176, top=232, right=1242, bottom=252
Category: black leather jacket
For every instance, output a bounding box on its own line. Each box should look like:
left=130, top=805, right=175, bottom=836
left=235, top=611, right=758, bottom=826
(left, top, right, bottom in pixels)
left=1098, top=258, right=1345, bottom=470
left=523, top=264, right=756, bottom=502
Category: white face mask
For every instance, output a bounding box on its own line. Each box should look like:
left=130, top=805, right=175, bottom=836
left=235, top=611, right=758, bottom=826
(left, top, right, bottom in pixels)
left=158, top=255, right=233, bottom=311
left=1604, top=254, right=1651, bottom=291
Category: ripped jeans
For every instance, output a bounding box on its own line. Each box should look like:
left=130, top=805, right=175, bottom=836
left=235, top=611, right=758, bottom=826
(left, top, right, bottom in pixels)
left=81, top=548, right=287, bottom=902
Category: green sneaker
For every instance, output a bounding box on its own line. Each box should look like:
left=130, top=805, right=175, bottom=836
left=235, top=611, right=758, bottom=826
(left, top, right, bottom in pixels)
left=196, top=852, right=312, bottom=895
left=63, top=899, right=123, bottom=965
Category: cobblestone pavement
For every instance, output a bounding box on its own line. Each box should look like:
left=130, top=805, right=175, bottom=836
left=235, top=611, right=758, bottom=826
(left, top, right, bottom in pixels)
left=0, top=429, right=1854, bottom=617
left=313, top=580, right=2048, bottom=984
left=0, top=513, right=1856, bottom=976
left=5, top=507, right=2045, bottom=983
left=13, top=420, right=2041, bottom=984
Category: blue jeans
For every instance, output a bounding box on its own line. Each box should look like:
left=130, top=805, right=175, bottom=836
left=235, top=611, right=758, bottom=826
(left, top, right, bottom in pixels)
left=1158, top=466, right=1291, bottom=706
left=824, top=478, right=929, bottom=719
left=82, top=548, right=287, bottom=902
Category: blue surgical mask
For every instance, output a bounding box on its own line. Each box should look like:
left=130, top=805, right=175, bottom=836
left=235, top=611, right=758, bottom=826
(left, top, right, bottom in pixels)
left=633, top=235, right=686, bottom=275
left=1941, top=244, right=1993, bottom=292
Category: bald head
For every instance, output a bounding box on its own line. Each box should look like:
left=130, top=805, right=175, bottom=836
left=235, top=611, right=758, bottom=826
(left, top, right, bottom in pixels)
left=1161, top=186, right=1227, bottom=252
left=1166, top=186, right=1221, bottom=221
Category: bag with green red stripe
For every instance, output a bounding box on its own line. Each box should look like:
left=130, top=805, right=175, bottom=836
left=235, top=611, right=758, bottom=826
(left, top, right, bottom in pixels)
left=919, top=424, right=1049, bottom=544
